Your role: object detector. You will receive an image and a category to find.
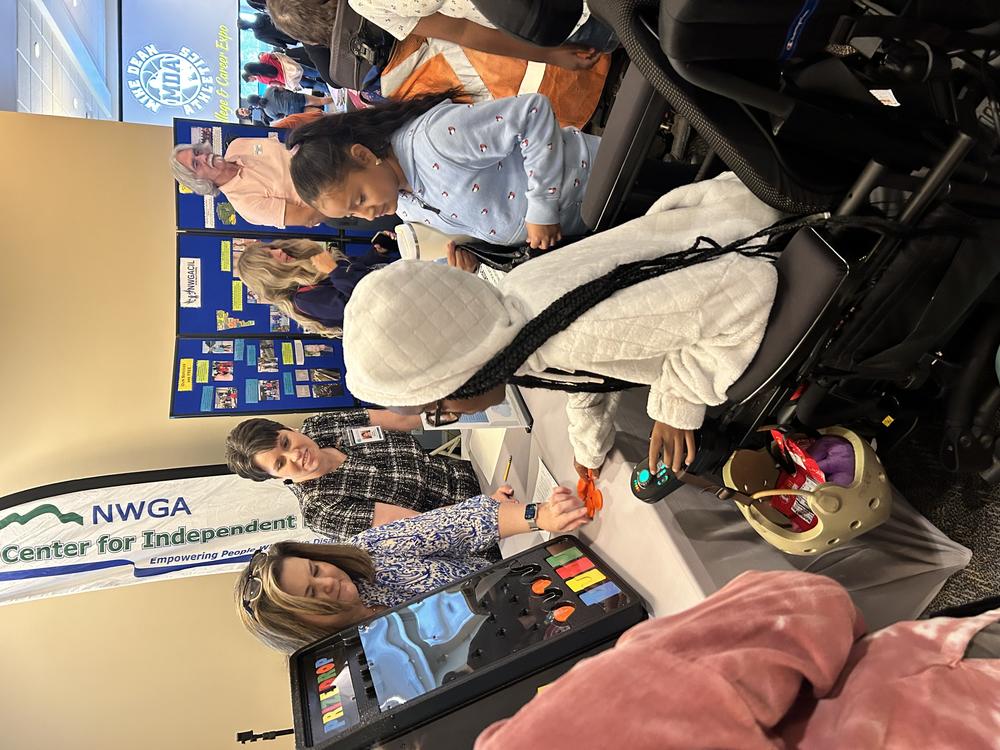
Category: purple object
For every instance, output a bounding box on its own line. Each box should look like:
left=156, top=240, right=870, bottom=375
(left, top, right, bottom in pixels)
left=808, top=436, right=855, bottom=487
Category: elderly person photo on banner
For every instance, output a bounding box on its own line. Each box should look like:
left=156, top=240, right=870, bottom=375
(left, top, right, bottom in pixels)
left=170, top=136, right=327, bottom=229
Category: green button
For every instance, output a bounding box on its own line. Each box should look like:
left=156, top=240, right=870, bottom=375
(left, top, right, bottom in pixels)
left=545, top=547, right=583, bottom=568
left=638, top=469, right=650, bottom=482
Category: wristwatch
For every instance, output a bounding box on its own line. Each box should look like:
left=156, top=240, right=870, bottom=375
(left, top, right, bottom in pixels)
left=523, top=503, right=540, bottom=532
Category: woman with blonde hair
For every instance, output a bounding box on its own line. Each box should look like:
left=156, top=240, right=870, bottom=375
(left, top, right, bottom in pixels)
left=237, top=488, right=590, bottom=652
left=237, top=237, right=399, bottom=336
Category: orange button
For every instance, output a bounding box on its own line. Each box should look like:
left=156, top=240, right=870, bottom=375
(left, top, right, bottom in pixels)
left=531, top=578, right=553, bottom=595
left=552, top=605, right=575, bottom=623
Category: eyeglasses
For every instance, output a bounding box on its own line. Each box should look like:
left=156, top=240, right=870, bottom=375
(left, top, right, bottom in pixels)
left=425, top=400, right=461, bottom=427
left=577, top=470, right=603, bottom=519
left=240, top=547, right=270, bottom=620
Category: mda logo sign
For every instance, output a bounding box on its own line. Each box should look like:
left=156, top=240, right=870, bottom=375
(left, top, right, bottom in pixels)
left=126, top=44, right=214, bottom=115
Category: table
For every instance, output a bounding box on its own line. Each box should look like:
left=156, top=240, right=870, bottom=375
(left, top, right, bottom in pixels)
left=466, top=387, right=972, bottom=630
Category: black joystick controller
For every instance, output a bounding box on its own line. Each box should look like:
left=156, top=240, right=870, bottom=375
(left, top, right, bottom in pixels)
left=630, top=459, right=686, bottom=503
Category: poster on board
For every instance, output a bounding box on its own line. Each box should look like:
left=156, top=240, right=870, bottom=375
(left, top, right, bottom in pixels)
left=170, top=337, right=356, bottom=417
left=176, top=232, right=383, bottom=336
left=172, top=118, right=342, bottom=236
left=121, top=0, right=240, bottom=126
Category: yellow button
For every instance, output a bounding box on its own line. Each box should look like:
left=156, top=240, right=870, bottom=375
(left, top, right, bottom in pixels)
left=566, top=569, right=606, bottom=592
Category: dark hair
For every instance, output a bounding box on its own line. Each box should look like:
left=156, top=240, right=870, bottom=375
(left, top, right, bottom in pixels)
left=287, top=89, right=465, bottom=205
left=450, top=218, right=828, bottom=400
left=267, top=0, right=340, bottom=46
left=247, top=94, right=263, bottom=107
left=244, top=62, right=279, bottom=78
left=226, top=418, right=289, bottom=481
left=237, top=17, right=253, bottom=30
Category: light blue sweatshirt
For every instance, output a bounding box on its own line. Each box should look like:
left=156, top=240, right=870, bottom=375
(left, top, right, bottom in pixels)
left=389, top=93, right=601, bottom=245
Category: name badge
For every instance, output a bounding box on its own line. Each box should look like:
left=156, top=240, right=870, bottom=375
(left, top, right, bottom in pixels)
left=347, top=425, right=385, bottom=445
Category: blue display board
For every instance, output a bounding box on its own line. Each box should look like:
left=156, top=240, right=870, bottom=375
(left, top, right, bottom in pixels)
left=177, top=232, right=382, bottom=336
left=122, top=0, right=240, bottom=126
left=172, top=118, right=341, bottom=237
left=171, top=337, right=356, bottom=417
left=177, top=232, right=306, bottom=336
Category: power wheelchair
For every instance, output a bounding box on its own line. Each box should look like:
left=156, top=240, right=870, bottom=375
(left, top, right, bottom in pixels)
left=473, top=0, right=1000, bottom=521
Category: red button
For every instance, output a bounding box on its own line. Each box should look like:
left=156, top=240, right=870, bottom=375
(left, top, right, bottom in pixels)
left=555, top=557, right=594, bottom=580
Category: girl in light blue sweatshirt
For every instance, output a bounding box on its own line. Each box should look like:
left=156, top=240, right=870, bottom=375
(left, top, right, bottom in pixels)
left=287, top=91, right=600, bottom=249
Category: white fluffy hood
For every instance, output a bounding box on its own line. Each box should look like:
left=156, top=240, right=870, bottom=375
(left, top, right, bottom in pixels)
left=343, top=260, right=522, bottom=406
left=343, top=172, right=783, bottom=410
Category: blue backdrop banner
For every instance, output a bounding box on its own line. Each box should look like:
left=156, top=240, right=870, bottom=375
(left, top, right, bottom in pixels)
left=121, top=0, right=240, bottom=126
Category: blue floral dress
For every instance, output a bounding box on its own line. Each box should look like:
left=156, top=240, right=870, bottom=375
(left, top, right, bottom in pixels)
left=352, top=494, right=500, bottom=609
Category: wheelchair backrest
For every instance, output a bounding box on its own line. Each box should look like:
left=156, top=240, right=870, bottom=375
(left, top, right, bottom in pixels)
left=726, top=227, right=849, bottom=404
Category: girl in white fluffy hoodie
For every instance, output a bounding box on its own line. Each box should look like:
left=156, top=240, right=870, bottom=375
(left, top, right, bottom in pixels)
left=342, top=173, right=783, bottom=477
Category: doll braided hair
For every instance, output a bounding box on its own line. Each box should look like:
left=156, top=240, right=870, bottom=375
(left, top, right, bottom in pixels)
left=450, top=215, right=842, bottom=400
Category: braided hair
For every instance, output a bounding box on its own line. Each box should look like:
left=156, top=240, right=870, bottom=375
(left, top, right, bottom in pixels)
left=450, top=215, right=837, bottom=400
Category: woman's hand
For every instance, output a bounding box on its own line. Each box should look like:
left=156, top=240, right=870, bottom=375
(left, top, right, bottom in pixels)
left=525, top=223, right=562, bottom=250
left=544, top=44, right=601, bottom=70
left=573, top=459, right=601, bottom=481
left=649, top=421, right=697, bottom=475
left=309, top=251, right=337, bottom=274
left=446, top=241, right=480, bottom=273
left=491, top=484, right=517, bottom=503
left=537, top=487, right=591, bottom=533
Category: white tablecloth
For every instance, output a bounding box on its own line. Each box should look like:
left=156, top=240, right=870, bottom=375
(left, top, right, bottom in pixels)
left=466, top=387, right=971, bottom=629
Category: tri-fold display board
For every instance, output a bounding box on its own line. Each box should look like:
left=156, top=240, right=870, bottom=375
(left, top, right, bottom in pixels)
left=170, top=118, right=371, bottom=417
left=170, top=229, right=381, bottom=416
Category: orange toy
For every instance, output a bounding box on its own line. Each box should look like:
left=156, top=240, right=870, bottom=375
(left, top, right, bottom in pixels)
left=577, top=470, right=604, bottom=519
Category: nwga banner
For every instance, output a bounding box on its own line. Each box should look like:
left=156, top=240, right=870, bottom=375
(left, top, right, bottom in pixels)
left=0, top=473, right=316, bottom=606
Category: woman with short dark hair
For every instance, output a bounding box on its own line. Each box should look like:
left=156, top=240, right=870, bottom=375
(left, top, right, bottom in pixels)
left=226, top=408, right=480, bottom=539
